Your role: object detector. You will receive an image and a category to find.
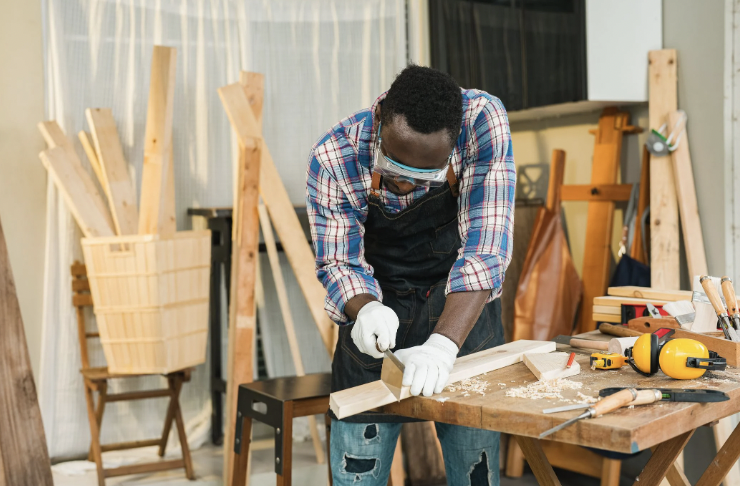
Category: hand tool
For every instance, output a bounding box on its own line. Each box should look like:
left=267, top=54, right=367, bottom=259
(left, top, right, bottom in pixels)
left=624, top=328, right=727, bottom=379
left=700, top=275, right=740, bottom=341
left=621, top=303, right=668, bottom=324
left=646, top=303, right=662, bottom=319
left=721, top=277, right=740, bottom=331
left=376, top=343, right=405, bottom=371
left=554, top=335, right=609, bottom=351
left=590, top=352, right=629, bottom=370
left=599, top=387, right=729, bottom=402
left=662, top=301, right=696, bottom=326
left=598, top=323, right=641, bottom=338
left=566, top=352, right=576, bottom=369
left=539, top=388, right=659, bottom=439
left=628, top=316, right=680, bottom=333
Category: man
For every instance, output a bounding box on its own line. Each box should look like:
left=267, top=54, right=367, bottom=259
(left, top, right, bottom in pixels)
left=306, top=65, right=515, bottom=485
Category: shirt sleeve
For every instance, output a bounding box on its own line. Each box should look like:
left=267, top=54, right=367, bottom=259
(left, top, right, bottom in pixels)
left=447, top=97, right=516, bottom=300
left=306, top=153, right=382, bottom=324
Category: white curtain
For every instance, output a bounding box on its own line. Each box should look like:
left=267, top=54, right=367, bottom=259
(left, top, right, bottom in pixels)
left=40, top=0, right=406, bottom=461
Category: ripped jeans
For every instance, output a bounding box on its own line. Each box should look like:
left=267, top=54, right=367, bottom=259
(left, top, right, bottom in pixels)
left=330, top=419, right=499, bottom=485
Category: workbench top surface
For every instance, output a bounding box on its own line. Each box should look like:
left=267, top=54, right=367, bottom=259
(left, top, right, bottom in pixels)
left=383, top=331, right=740, bottom=453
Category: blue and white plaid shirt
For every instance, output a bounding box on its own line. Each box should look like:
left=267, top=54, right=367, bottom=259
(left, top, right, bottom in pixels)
left=306, top=89, right=516, bottom=324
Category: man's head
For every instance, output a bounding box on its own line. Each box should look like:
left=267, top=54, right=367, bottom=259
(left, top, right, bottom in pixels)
left=375, top=65, right=463, bottom=195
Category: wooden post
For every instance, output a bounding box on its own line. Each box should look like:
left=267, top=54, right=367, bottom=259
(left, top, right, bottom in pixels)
left=218, top=82, right=263, bottom=486
left=0, top=215, right=54, bottom=485
left=648, top=49, right=680, bottom=289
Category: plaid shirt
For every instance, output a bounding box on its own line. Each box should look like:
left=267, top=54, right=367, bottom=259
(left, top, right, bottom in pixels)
left=306, top=90, right=515, bottom=324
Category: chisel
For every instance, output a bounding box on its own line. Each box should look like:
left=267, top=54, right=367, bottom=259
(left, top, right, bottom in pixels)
left=700, top=275, right=740, bottom=342
left=721, top=277, right=740, bottom=331
left=540, top=388, right=659, bottom=439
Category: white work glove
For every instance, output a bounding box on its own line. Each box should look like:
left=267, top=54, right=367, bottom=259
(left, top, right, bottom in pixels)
left=351, top=301, right=399, bottom=359
left=394, top=334, right=459, bottom=397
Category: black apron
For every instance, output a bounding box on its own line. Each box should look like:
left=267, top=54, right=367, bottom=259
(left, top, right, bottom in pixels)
left=331, top=167, right=504, bottom=423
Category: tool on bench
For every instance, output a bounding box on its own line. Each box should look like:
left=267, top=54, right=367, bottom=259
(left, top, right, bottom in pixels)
left=599, top=387, right=729, bottom=403
left=543, top=387, right=729, bottom=415
left=566, top=352, right=576, bottom=369
left=721, top=277, right=740, bottom=331
left=598, top=323, right=641, bottom=338
left=590, top=353, right=629, bottom=370
left=701, top=275, right=740, bottom=341
left=539, top=388, right=659, bottom=439
left=621, top=303, right=668, bottom=324
left=624, top=328, right=727, bottom=379
left=376, top=343, right=405, bottom=371
left=555, top=334, right=637, bottom=355
left=646, top=303, right=662, bottom=319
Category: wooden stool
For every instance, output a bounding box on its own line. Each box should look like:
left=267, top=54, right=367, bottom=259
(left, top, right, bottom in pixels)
left=231, top=373, right=332, bottom=486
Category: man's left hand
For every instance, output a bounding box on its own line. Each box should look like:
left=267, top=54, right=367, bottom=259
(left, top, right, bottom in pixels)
left=394, top=333, right=459, bottom=397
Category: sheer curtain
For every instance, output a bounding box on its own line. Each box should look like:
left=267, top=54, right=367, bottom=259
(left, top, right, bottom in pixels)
left=40, top=0, right=406, bottom=461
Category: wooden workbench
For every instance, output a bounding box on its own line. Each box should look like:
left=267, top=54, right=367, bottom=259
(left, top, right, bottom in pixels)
left=383, top=332, right=740, bottom=486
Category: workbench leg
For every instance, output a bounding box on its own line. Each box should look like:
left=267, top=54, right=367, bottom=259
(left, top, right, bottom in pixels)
left=665, top=462, right=690, bottom=486
left=698, top=419, right=740, bottom=486
left=505, top=436, right=525, bottom=477
left=634, top=430, right=694, bottom=486
left=601, top=457, right=621, bottom=486
left=514, top=437, right=561, bottom=486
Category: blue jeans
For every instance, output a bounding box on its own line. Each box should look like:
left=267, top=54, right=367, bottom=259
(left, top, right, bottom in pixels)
left=330, top=419, right=500, bottom=485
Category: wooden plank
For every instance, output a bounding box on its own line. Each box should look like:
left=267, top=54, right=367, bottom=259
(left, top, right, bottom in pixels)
left=220, top=86, right=262, bottom=486
left=77, top=130, right=107, bottom=195
left=39, top=147, right=115, bottom=237
left=710, top=420, right=740, bottom=486
left=258, top=204, right=324, bottom=464
left=523, top=352, right=580, bottom=381
left=668, top=110, right=708, bottom=279
left=579, top=108, right=631, bottom=334
left=515, top=436, right=562, bottom=486
left=631, top=146, right=650, bottom=264
left=138, top=46, right=177, bottom=237
left=593, top=313, right=622, bottom=324
left=239, top=72, right=336, bottom=356
left=649, top=49, right=680, bottom=290
left=608, top=286, right=692, bottom=301
left=595, top=296, right=672, bottom=306
left=593, top=305, right=621, bottom=315
left=331, top=340, right=556, bottom=419
left=560, top=184, right=633, bottom=202
left=85, top=108, right=139, bottom=235
left=634, top=431, right=693, bottom=486
left=0, top=215, right=54, bottom=486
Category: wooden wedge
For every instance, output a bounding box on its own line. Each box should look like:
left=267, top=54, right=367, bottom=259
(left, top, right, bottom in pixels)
left=85, top=107, right=139, bottom=235
left=139, top=45, right=178, bottom=237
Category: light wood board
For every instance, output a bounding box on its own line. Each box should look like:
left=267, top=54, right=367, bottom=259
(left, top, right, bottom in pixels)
left=594, top=296, right=672, bottom=307
left=0, top=215, right=54, bottom=485
left=85, top=107, right=139, bottom=235
left=139, top=45, right=177, bottom=237
left=39, top=147, right=115, bottom=237
left=77, top=130, right=107, bottom=195
left=607, top=286, right=691, bottom=301
left=648, top=49, right=679, bottom=289
left=330, top=340, right=555, bottom=419
left=523, top=352, right=580, bottom=381
left=668, top=110, right=708, bottom=280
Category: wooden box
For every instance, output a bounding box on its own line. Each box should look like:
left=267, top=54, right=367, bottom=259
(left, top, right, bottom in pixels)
left=81, top=230, right=211, bottom=374
left=672, top=329, right=740, bottom=367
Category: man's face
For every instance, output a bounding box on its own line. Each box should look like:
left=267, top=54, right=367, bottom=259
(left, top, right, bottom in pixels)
left=379, top=115, right=453, bottom=196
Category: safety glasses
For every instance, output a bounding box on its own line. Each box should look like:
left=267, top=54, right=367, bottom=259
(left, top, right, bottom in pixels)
left=372, top=122, right=451, bottom=187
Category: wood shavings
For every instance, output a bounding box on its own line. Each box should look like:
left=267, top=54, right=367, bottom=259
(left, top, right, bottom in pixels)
left=436, top=397, right=450, bottom=403
left=445, top=377, right=489, bottom=396
left=505, top=378, right=583, bottom=400
left=576, top=392, right=597, bottom=404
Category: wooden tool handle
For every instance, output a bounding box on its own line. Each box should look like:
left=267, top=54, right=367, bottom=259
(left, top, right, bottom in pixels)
left=701, top=276, right=728, bottom=316
left=569, top=338, right=609, bottom=351
left=599, top=323, right=642, bottom=337
left=722, top=277, right=739, bottom=316
left=628, top=317, right=679, bottom=333
left=592, top=388, right=638, bottom=416
left=628, top=389, right=662, bottom=406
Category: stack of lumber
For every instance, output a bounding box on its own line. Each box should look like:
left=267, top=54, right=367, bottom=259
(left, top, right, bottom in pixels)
left=592, top=286, right=692, bottom=324
left=37, top=45, right=177, bottom=239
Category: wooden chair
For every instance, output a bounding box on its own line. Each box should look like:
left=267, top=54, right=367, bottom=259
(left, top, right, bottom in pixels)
left=71, top=262, right=195, bottom=486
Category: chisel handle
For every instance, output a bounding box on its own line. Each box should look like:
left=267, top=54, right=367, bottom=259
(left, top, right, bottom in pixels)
left=591, top=388, right=638, bottom=417
left=599, top=323, right=642, bottom=338
left=721, top=277, right=739, bottom=317
left=701, top=276, right=729, bottom=317
left=628, top=389, right=663, bottom=406
left=570, top=338, right=609, bottom=351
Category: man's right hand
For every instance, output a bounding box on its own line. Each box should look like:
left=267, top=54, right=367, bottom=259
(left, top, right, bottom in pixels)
left=350, top=301, right=399, bottom=359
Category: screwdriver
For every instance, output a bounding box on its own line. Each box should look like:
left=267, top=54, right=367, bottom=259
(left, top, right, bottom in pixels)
left=539, top=388, right=661, bottom=439
left=721, top=277, right=740, bottom=331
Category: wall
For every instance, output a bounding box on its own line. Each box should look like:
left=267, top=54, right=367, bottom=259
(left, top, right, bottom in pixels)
left=0, top=1, right=47, bottom=377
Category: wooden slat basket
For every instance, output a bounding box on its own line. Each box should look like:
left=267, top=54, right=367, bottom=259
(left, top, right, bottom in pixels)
left=81, top=230, right=211, bottom=374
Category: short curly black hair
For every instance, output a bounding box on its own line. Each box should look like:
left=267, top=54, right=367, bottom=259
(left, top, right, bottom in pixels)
left=381, top=65, right=462, bottom=147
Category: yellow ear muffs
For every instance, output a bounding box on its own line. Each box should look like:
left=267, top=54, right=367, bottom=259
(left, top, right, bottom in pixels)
left=659, top=338, right=727, bottom=379
left=625, top=333, right=660, bottom=376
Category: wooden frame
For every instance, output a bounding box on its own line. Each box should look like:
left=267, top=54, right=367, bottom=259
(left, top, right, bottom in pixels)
left=71, top=262, right=194, bottom=486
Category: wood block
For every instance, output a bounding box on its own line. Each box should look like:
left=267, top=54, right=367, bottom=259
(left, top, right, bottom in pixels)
left=0, top=215, right=54, bottom=485
left=593, top=305, right=621, bottom=315
left=649, top=49, right=679, bottom=290
left=39, top=147, right=115, bottom=237
left=330, top=340, right=556, bottom=419
left=628, top=317, right=680, bottom=333
left=523, top=352, right=580, bottom=381
left=607, top=286, right=692, bottom=302
left=380, top=357, right=405, bottom=400
left=594, top=296, right=672, bottom=307
left=139, top=46, right=177, bottom=237
left=593, top=313, right=622, bottom=324
left=672, top=329, right=740, bottom=367
left=85, top=108, right=139, bottom=235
